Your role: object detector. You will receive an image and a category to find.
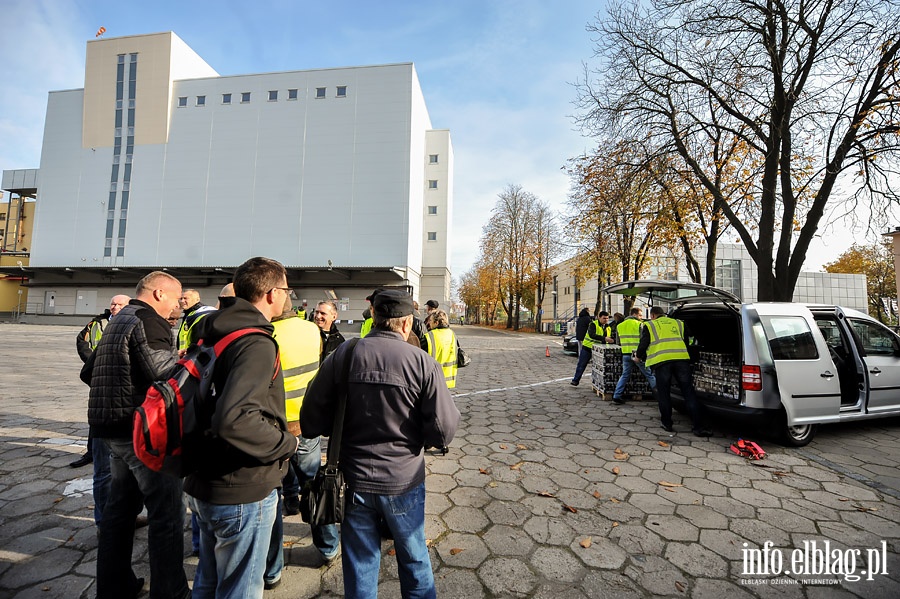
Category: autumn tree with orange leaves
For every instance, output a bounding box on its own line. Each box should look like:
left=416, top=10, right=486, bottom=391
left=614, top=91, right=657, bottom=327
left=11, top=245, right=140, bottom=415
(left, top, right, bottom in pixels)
left=825, top=242, right=897, bottom=324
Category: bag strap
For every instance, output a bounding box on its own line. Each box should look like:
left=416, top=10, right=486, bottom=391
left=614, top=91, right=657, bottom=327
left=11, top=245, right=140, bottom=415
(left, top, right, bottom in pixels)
left=325, top=337, right=359, bottom=470
left=190, top=328, right=281, bottom=380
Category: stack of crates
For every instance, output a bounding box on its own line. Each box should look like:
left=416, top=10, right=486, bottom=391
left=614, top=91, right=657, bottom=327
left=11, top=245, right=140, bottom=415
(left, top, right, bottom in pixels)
left=692, top=351, right=741, bottom=400
left=590, top=344, right=652, bottom=398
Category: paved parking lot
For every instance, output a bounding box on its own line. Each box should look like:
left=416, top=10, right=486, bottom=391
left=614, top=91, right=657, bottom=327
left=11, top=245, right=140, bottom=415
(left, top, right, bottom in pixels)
left=1, top=323, right=899, bottom=598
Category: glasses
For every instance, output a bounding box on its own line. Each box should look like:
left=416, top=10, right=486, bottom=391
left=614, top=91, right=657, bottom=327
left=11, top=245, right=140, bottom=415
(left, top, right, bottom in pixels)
left=271, top=287, right=297, bottom=300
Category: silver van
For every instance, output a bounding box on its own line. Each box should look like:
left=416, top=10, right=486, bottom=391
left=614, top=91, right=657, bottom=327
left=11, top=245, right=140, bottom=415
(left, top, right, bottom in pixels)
left=605, top=280, right=900, bottom=446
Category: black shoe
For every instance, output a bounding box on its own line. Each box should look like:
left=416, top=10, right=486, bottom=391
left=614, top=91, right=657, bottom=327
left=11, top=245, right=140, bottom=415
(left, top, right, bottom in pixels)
left=570, top=380, right=579, bottom=387
left=660, top=423, right=674, bottom=432
left=130, top=577, right=145, bottom=599
left=693, top=429, right=713, bottom=437
left=612, top=397, right=626, bottom=405
left=284, top=495, right=300, bottom=516
left=264, top=577, right=281, bottom=590
left=69, top=453, right=92, bottom=468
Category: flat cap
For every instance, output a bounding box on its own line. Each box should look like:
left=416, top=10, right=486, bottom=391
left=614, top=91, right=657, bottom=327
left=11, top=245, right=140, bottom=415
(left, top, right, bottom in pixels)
left=373, top=289, right=414, bottom=318
left=425, top=299, right=439, bottom=309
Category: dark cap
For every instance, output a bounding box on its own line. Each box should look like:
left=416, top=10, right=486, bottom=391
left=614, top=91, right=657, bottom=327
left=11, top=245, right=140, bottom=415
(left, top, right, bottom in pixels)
left=425, top=299, right=439, bottom=309
left=373, top=289, right=414, bottom=318
left=365, top=288, right=385, bottom=303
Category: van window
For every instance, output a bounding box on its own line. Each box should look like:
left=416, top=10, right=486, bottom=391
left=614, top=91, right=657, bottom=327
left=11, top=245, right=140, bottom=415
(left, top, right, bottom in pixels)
left=761, top=316, right=818, bottom=360
left=849, top=318, right=898, bottom=356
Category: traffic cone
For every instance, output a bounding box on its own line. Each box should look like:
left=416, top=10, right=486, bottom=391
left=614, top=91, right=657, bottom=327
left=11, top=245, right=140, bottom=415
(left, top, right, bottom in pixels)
left=545, top=346, right=550, bottom=357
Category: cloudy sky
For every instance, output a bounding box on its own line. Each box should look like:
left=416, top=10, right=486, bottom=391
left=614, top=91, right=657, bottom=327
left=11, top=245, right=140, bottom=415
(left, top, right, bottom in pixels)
left=0, top=0, right=884, bottom=278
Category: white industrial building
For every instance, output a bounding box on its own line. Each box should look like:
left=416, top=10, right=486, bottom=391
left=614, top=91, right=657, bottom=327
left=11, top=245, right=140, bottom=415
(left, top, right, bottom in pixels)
left=1, top=31, right=452, bottom=320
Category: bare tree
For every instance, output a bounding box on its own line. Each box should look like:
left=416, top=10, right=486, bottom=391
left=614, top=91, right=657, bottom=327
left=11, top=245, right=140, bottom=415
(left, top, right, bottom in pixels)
left=576, top=0, right=900, bottom=300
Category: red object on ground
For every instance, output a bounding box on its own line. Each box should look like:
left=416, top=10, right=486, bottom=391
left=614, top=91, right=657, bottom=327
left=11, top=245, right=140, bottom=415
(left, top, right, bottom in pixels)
left=545, top=346, right=550, bottom=357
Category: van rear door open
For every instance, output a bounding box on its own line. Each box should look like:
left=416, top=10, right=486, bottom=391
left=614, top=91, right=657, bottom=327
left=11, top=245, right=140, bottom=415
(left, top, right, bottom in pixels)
left=754, top=303, right=841, bottom=426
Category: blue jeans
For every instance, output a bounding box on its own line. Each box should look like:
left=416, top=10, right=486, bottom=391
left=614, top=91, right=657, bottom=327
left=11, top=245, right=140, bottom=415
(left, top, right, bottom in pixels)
left=613, top=354, right=656, bottom=399
left=572, top=346, right=592, bottom=384
left=342, top=482, right=434, bottom=599
left=652, top=359, right=705, bottom=430
left=188, top=487, right=278, bottom=599
left=97, top=438, right=189, bottom=599
left=265, top=436, right=339, bottom=583
left=91, top=436, right=111, bottom=525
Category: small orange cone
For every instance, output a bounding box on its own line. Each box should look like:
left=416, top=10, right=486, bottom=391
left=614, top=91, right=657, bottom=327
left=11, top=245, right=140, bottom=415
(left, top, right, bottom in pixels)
left=545, top=346, right=551, bottom=357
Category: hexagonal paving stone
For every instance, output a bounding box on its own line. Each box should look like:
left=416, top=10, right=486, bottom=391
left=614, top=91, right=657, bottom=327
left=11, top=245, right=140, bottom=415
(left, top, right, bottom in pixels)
left=608, top=524, right=666, bottom=556
left=428, top=473, right=459, bottom=494
left=435, top=532, right=490, bottom=568
left=484, top=500, right=532, bottom=526
left=530, top=546, right=585, bottom=583
left=448, top=486, right=491, bottom=508
left=628, top=493, right=676, bottom=516
left=676, top=504, right=729, bottom=529
left=483, top=524, right=535, bottom=556
left=478, top=557, right=536, bottom=597
left=699, top=528, right=749, bottom=560
left=523, top=515, right=578, bottom=546
left=728, top=518, right=792, bottom=547
left=570, top=535, right=627, bottom=569
left=645, top=514, right=700, bottom=541
left=443, top=506, right=489, bottom=534
left=483, top=481, right=525, bottom=502
left=664, top=542, right=728, bottom=577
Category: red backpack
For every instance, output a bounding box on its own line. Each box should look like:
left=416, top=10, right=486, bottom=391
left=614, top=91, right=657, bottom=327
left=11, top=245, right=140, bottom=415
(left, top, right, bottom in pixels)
left=133, top=328, right=279, bottom=477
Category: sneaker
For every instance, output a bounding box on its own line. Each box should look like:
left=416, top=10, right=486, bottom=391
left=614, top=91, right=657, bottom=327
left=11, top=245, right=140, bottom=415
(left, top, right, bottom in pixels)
left=284, top=494, right=301, bottom=516
left=321, top=547, right=341, bottom=567
left=69, top=453, right=92, bottom=468
left=660, top=422, right=674, bottom=432
left=693, top=429, right=713, bottom=437
left=612, top=397, right=626, bottom=405
left=569, top=380, right=579, bottom=387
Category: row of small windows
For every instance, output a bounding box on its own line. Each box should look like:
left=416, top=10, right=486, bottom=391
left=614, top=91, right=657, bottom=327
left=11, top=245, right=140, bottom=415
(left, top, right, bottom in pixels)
left=178, top=86, right=348, bottom=108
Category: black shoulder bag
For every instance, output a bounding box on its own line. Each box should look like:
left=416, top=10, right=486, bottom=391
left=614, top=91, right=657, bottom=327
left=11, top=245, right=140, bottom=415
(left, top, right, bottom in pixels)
left=300, top=338, right=358, bottom=526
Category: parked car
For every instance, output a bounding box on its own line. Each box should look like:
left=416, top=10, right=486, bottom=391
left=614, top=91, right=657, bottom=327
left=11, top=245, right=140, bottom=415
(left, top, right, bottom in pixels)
left=563, top=334, right=579, bottom=355
left=605, top=279, right=900, bottom=446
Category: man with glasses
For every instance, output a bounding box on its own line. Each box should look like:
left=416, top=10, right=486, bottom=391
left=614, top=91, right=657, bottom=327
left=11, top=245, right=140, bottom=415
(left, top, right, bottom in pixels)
left=183, top=257, right=300, bottom=598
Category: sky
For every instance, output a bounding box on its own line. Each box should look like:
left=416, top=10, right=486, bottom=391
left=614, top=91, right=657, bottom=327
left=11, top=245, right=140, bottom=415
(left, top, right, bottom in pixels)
left=0, top=0, right=889, bottom=279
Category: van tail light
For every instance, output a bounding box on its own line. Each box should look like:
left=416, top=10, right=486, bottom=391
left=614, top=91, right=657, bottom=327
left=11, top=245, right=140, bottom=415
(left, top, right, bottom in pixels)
left=742, top=365, right=762, bottom=391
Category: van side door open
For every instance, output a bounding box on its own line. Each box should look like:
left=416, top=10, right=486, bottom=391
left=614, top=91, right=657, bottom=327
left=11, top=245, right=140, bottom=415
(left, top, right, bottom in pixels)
left=754, top=304, right=841, bottom=426
left=845, top=315, right=900, bottom=415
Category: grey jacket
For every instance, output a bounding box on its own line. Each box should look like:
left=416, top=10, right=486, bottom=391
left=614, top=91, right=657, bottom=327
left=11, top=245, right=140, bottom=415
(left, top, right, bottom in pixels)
left=301, top=329, right=460, bottom=495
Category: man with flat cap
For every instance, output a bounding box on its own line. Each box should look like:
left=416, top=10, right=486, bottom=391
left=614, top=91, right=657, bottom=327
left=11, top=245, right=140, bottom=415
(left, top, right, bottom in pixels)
left=301, top=289, right=460, bottom=599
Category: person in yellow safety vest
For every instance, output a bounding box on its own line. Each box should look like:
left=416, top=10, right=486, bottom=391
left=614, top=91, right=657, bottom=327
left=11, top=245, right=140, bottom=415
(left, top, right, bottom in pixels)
left=360, top=289, right=383, bottom=338
left=265, top=294, right=340, bottom=585
left=424, top=309, right=458, bottom=389
left=570, top=310, right=614, bottom=387
left=635, top=306, right=711, bottom=436
left=177, top=289, right=215, bottom=353
left=611, top=307, right=657, bottom=405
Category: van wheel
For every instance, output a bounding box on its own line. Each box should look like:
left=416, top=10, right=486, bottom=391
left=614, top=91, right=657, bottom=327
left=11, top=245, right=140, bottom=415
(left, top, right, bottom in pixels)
left=778, top=410, right=817, bottom=447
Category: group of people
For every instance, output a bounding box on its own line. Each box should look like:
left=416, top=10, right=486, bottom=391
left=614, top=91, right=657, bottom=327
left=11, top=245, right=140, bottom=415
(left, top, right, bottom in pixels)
left=570, top=305, right=712, bottom=437
left=74, top=260, right=460, bottom=599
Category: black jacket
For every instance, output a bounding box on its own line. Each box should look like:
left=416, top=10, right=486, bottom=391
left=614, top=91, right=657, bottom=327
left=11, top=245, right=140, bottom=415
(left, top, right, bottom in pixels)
left=575, top=309, right=591, bottom=342
left=76, top=310, right=111, bottom=363
left=320, top=323, right=346, bottom=362
left=183, top=296, right=297, bottom=505
left=85, top=300, right=177, bottom=439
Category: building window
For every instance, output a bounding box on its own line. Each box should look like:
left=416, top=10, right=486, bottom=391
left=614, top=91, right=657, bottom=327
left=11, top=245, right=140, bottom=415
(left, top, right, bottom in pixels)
left=336, top=86, right=347, bottom=97
left=288, top=89, right=298, bottom=100
left=241, top=92, right=251, bottom=103
left=222, top=93, right=232, bottom=104
left=117, top=54, right=125, bottom=64
left=428, top=180, right=438, bottom=189
left=268, top=90, right=278, bottom=101
left=428, top=205, right=438, bottom=215
left=128, top=99, right=135, bottom=109
left=715, top=259, right=742, bottom=298
left=429, top=154, right=439, bottom=164
left=178, top=96, right=187, bottom=107
left=427, top=232, right=437, bottom=241
left=196, top=95, right=206, bottom=107
left=316, top=87, right=326, bottom=99
left=0, top=213, right=6, bottom=221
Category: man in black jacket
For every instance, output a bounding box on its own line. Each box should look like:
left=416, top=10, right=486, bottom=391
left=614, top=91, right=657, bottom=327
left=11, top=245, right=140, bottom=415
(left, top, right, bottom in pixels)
left=574, top=307, right=591, bottom=354
left=313, top=300, right=346, bottom=362
left=84, top=272, right=187, bottom=599
left=184, top=257, right=299, bottom=598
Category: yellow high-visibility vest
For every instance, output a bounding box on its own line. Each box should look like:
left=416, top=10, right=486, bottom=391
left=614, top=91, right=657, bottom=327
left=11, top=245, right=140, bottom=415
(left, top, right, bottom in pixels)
left=360, top=318, right=373, bottom=338
left=582, top=321, right=612, bottom=350
left=616, top=317, right=643, bottom=354
left=273, top=317, right=321, bottom=422
left=645, top=316, right=690, bottom=367
left=426, top=328, right=458, bottom=389
left=87, top=319, right=105, bottom=350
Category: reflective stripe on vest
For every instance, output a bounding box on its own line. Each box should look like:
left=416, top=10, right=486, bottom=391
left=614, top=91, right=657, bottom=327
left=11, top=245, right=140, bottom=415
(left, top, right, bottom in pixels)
left=616, top=317, right=643, bottom=354
left=426, top=328, right=458, bottom=389
left=273, top=317, right=321, bottom=422
left=360, top=318, right=373, bottom=338
left=582, top=321, right=611, bottom=350
left=645, top=316, right=690, bottom=367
